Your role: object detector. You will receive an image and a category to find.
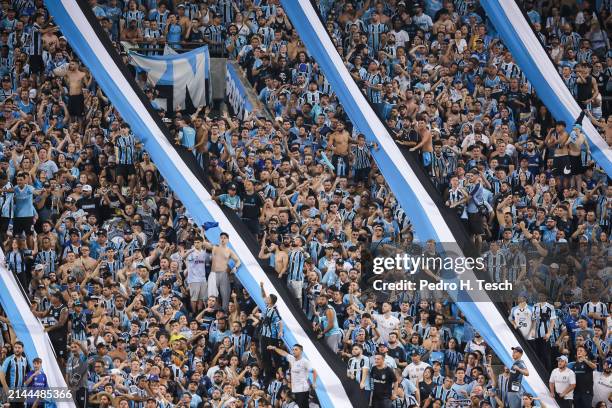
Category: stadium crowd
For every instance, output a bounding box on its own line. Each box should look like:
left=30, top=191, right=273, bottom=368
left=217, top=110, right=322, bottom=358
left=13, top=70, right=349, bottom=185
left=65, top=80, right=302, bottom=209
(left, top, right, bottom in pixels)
left=0, top=0, right=608, bottom=408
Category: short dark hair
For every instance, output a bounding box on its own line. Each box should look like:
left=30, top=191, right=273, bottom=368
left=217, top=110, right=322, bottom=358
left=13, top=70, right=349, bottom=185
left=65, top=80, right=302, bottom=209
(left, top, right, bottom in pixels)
left=269, top=294, right=277, bottom=304
left=220, top=232, right=229, bottom=239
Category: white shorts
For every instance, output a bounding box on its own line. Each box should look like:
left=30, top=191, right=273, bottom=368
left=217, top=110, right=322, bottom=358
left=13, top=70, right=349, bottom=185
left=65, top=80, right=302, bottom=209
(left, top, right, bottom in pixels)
left=189, top=281, right=208, bottom=301
left=288, top=280, right=303, bottom=301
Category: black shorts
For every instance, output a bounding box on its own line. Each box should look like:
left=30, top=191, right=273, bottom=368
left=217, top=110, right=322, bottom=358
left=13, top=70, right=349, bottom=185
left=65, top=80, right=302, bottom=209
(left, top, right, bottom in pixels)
left=568, top=155, right=584, bottom=175
left=49, top=332, right=67, bottom=358
left=13, top=216, right=33, bottom=236
left=29, top=54, right=43, bottom=74
left=468, top=212, right=484, bottom=235
left=116, top=164, right=136, bottom=178
left=68, top=94, right=85, bottom=117
left=553, top=155, right=571, bottom=177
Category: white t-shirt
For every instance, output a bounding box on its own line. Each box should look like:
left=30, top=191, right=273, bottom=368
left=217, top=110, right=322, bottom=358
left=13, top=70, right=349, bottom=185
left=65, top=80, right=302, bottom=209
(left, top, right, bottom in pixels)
left=402, top=361, right=431, bottom=385
left=549, top=367, right=576, bottom=400
left=592, top=371, right=612, bottom=407
left=511, top=306, right=533, bottom=339
left=186, top=249, right=207, bottom=283
left=286, top=354, right=312, bottom=393
left=373, top=313, right=400, bottom=343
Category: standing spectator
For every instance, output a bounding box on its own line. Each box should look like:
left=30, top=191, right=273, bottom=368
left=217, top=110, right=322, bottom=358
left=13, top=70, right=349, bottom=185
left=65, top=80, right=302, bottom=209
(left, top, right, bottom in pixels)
left=0, top=341, right=30, bottom=402
left=268, top=343, right=316, bottom=408
left=370, top=352, right=396, bottom=408
left=259, top=281, right=283, bottom=383
left=549, top=355, right=576, bottom=408
left=507, top=346, right=529, bottom=408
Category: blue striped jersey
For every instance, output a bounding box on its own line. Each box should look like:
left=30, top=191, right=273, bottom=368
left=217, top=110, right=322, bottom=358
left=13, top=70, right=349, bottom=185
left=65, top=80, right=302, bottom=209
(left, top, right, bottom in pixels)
left=287, top=249, right=305, bottom=282
left=362, top=71, right=383, bottom=103
left=123, top=10, right=145, bottom=29
left=368, top=23, right=389, bottom=51
left=532, top=302, right=556, bottom=339
left=7, top=250, right=28, bottom=275
left=115, top=133, right=136, bottom=165
left=1, top=355, right=29, bottom=388
left=34, top=249, right=57, bottom=274
left=260, top=305, right=281, bottom=339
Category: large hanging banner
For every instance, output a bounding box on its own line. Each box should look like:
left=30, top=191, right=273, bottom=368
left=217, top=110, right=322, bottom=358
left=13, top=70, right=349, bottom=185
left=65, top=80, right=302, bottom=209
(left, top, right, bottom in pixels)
left=129, top=46, right=210, bottom=113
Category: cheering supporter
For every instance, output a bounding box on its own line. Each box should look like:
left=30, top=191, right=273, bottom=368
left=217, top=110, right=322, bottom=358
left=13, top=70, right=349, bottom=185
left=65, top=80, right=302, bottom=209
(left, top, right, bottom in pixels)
left=0, top=0, right=605, bottom=408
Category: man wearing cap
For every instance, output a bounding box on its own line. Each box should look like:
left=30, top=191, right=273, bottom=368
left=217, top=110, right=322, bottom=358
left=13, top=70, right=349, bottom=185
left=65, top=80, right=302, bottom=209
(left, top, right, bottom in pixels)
left=215, top=183, right=241, bottom=212
left=75, top=184, right=100, bottom=220
left=593, top=357, right=612, bottom=407
left=402, top=350, right=431, bottom=386
left=549, top=355, right=575, bottom=407
left=506, top=347, right=529, bottom=408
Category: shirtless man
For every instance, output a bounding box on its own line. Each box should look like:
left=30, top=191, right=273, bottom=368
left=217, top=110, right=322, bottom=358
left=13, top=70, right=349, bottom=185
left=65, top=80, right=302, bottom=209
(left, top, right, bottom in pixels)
left=328, top=121, right=350, bottom=177
left=567, top=123, right=590, bottom=192
left=410, top=115, right=433, bottom=171
left=201, top=232, right=241, bottom=311
left=258, top=231, right=288, bottom=277
left=587, top=111, right=612, bottom=145
left=545, top=120, right=570, bottom=188
left=54, top=60, right=88, bottom=128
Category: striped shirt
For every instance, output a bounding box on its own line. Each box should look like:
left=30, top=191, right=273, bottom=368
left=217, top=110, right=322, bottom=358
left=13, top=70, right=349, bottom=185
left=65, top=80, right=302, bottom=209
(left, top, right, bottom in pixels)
left=34, top=249, right=57, bottom=274
left=582, top=302, right=608, bottom=318
left=506, top=251, right=526, bottom=282
left=532, top=302, right=556, bottom=339
left=257, top=26, right=275, bottom=48
left=352, top=145, right=371, bottom=169
left=230, top=333, right=251, bottom=358
left=287, top=249, right=305, bottom=282
left=367, top=23, right=387, bottom=51
left=267, top=380, right=283, bottom=406
left=347, top=355, right=370, bottom=390
left=204, top=24, right=224, bottom=54
left=1, top=354, right=29, bottom=388
left=28, top=23, right=42, bottom=56
left=216, top=0, right=234, bottom=24
left=363, top=71, right=383, bottom=103
left=7, top=250, right=28, bottom=275
left=123, top=10, right=145, bottom=29
left=260, top=305, right=281, bottom=339
left=497, top=374, right=510, bottom=403
left=483, top=250, right=506, bottom=282
left=499, top=62, right=520, bottom=80
left=432, top=384, right=456, bottom=402
left=115, top=133, right=136, bottom=165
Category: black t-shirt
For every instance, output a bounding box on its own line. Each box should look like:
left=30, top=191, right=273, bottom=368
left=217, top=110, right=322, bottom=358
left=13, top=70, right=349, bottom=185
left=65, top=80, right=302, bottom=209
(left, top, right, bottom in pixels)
left=241, top=192, right=263, bottom=220
left=371, top=365, right=396, bottom=399
left=573, top=360, right=594, bottom=393
left=419, top=380, right=436, bottom=400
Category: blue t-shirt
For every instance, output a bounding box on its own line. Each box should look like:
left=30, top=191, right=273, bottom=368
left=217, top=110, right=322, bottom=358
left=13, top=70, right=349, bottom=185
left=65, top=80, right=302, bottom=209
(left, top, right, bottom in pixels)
left=179, top=126, right=196, bottom=149
left=14, top=184, right=35, bottom=217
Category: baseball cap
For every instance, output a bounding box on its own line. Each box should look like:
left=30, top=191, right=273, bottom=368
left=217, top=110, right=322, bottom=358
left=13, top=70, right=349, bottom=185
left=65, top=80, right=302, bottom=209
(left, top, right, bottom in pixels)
left=34, top=264, right=44, bottom=271
left=82, top=184, right=92, bottom=192
left=228, top=183, right=237, bottom=190
left=511, top=346, right=524, bottom=353
left=557, top=355, right=568, bottom=362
